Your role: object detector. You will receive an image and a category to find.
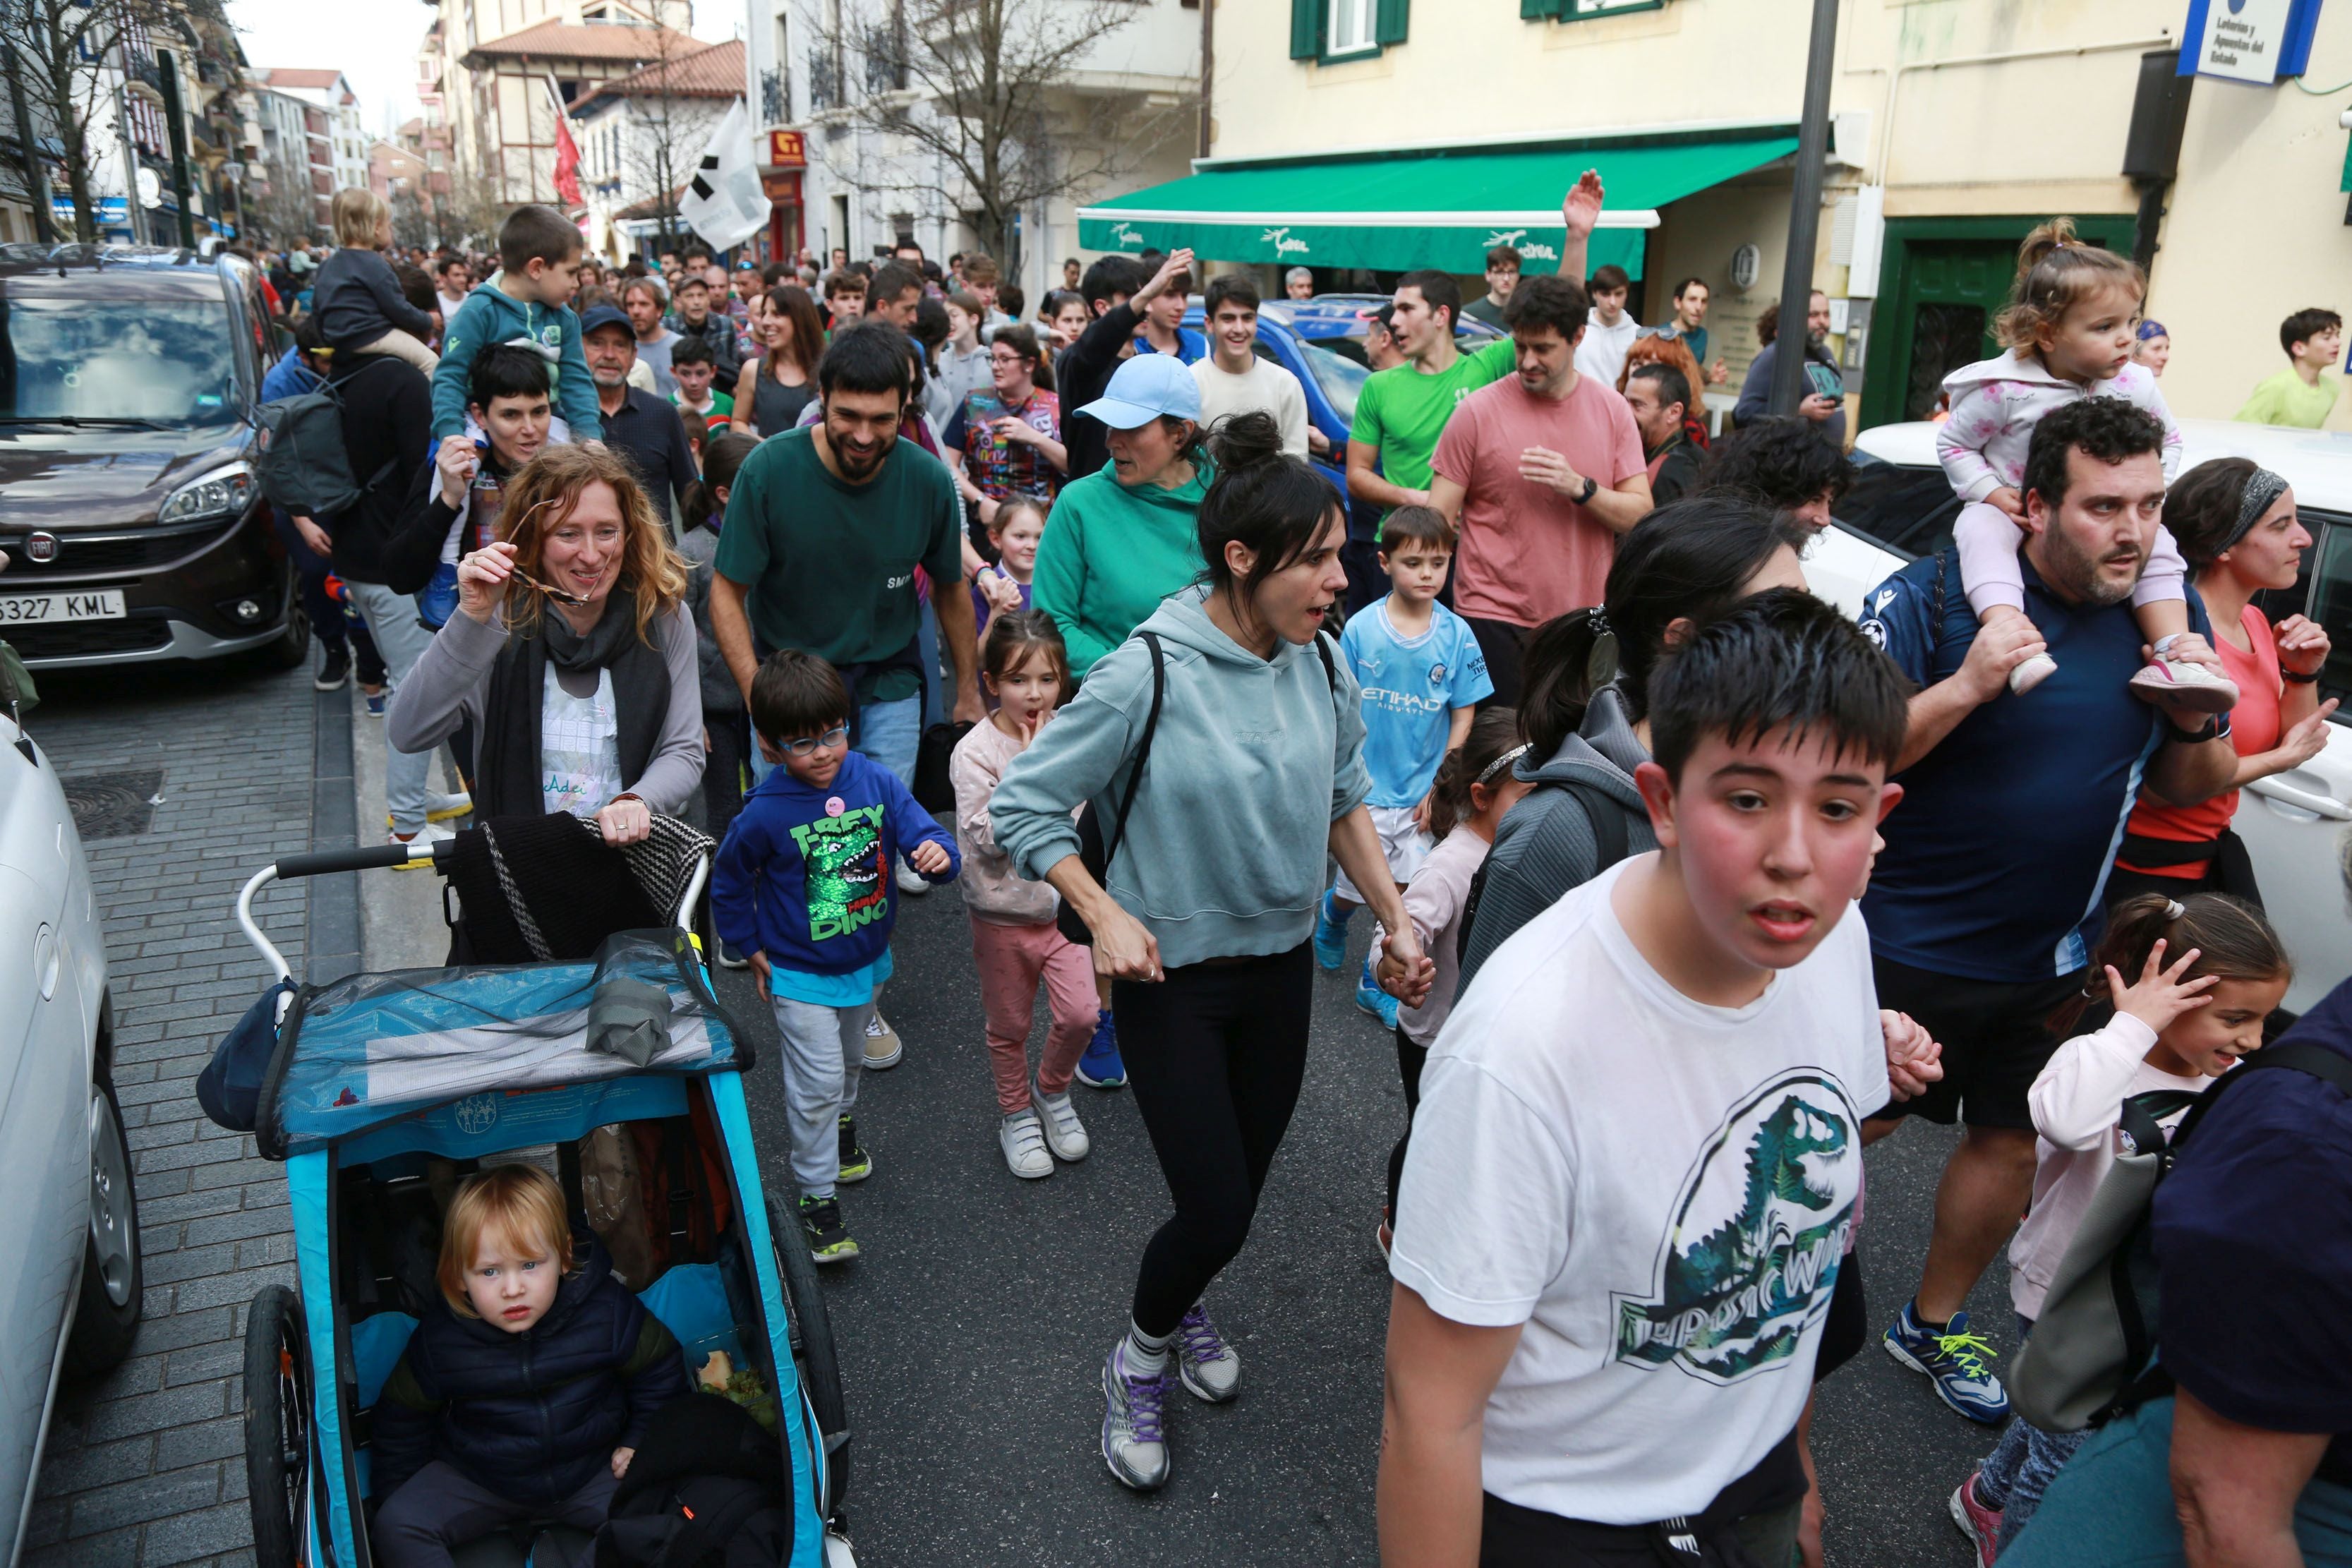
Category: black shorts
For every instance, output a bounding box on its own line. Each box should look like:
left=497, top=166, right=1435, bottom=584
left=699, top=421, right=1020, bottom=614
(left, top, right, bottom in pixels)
left=1871, top=955, right=2085, bottom=1131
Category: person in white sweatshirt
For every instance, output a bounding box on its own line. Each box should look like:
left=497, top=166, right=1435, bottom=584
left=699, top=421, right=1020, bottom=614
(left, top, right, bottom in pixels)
left=1949, top=891, right=2292, bottom=1564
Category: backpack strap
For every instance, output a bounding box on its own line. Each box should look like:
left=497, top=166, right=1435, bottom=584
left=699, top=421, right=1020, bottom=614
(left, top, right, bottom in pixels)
left=1315, top=629, right=1337, bottom=692
left=1453, top=776, right=1631, bottom=967
left=2116, top=1090, right=2204, bottom=1157
left=2166, top=1040, right=2352, bottom=1161
left=1097, top=631, right=1166, bottom=878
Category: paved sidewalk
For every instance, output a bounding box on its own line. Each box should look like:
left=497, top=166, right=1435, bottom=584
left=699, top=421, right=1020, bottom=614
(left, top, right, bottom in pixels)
left=24, top=660, right=342, bottom=1568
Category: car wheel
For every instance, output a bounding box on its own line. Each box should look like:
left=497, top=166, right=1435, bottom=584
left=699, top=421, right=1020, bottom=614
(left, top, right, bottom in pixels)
left=243, top=1284, right=310, bottom=1568
left=263, top=602, right=310, bottom=671
left=768, top=1193, right=848, bottom=1516
left=63, top=1078, right=142, bottom=1378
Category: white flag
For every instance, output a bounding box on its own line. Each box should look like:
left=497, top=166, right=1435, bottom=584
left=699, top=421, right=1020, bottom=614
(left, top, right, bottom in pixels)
left=678, top=99, right=771, bottom=251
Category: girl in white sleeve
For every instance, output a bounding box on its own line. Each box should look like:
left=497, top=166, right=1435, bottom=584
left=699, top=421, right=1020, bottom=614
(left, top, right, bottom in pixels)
left=1934, top=217, right=2231, bottom=711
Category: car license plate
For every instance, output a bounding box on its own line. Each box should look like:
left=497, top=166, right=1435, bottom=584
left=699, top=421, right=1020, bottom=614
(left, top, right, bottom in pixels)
left=0, top=590, right=126, bottom=625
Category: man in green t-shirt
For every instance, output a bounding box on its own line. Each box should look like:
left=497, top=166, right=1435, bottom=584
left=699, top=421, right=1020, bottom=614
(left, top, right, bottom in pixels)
left=711, top=320, right=984, bottom=790
left=2236, top=307, right=2343, bottom=430
left=1346, top=171, right=1605, bottom=519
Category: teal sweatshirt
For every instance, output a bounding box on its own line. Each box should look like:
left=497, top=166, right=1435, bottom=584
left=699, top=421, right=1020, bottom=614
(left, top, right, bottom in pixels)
left=1030, top=463, right=1210, bottom=678
left=989, top=587, right=1370, bottom=970
left=430, top=277, right=602, bottom=441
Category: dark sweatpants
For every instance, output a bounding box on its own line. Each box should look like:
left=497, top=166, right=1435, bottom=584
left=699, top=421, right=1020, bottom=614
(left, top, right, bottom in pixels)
left=372, top=1459, right=616, bottom=1568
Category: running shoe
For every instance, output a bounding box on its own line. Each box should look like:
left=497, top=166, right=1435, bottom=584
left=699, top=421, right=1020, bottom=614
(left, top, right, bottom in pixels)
left=363, top=687, right=387, bottom=718
left=1312, top=888, right=1349, bottom=971
left=1883, top=1302, right=2008, bottom=1423
left=999, top=1109, right=1052, bottom=1179
left=315, top=644, right=350, bottom=692
left=1074, top=1010, right=1126, bottom=1089
left=1033, top=1081, right=1090, bottom=1162
left=862, top=1011, right=902, bottom=1070
left=1175, top=1305, right=1241, bottom=1404
left=799, top=1195, right=857, bottom=1264
left=386, top=793, right=473, bottom=831
left=2007, top=651, right=2057, bottom=696
left=715, top=940, right=750, bottom=970
left=387, top=821, right=454, bottom=867
left=1101, top=1341, right=1171, bottom=1492
left=1356, top=961, right=1401, bottom=1029
left=2128, top=653, right=2239, bottom=713
left=1949, top=1470, right=2003, bottom=1568
left=836, top=1116, right=872, bottom=1184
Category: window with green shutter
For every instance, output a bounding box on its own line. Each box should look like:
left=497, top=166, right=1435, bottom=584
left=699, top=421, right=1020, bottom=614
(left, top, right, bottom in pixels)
left=1524, top=0, right=1669, bottom=20
left=1292, top=0, right=1407, bottom=61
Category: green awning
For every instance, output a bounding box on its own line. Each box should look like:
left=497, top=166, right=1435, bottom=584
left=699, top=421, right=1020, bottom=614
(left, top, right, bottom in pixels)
left=1078, top=128, right=1799, bottom=279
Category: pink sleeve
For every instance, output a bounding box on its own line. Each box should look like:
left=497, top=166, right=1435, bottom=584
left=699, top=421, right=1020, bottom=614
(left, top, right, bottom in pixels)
left=1954, top=500, right=2029, bottom=617
left=1608, top=392, right=1646, bottom=486
left=1430, top=400, right=1476, bottom=487
left=1935, top=382, right=2010, bottom=504
left=2131, top=523, right=2189, bottom=608
left=2027, top=1014, right=2162, bottom=1151
left=2134, top=373, right=2187, bottom=483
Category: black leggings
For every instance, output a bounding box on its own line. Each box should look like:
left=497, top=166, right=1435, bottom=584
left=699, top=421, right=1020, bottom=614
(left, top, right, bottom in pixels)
left=1387, top=1025, right=1428, bottom=1221
left=1114, top=944, right=1314, bottom=1337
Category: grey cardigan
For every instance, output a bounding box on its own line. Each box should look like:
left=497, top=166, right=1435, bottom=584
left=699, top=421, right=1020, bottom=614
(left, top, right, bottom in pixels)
left=386, top=599, right=706, bottom=816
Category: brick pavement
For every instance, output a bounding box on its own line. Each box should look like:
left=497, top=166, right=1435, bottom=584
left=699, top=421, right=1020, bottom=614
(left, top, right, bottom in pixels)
left=23, top=660, right=348, bottom=1568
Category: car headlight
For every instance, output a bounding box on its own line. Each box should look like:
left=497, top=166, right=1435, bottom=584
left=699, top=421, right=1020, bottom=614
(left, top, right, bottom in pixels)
left=159, top=463, right=255, bottom=525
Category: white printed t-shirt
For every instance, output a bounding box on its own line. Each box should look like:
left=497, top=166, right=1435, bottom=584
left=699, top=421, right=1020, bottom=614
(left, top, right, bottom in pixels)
left=1389, top=858, right=1889, bottom=1525
left=541, top=664, right=622, bottom=819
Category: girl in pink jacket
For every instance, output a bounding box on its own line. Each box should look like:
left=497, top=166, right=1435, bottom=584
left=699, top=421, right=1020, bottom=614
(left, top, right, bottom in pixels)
left=1934, top=218, right=2233, bottom=711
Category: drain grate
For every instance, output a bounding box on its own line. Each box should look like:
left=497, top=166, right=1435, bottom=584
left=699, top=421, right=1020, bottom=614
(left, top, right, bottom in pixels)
left=63, top=769, right=164, bottom=840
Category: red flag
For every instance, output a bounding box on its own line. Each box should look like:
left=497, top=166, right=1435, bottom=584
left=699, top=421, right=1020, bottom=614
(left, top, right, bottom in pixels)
left=546, top=74, right=584, bottom=207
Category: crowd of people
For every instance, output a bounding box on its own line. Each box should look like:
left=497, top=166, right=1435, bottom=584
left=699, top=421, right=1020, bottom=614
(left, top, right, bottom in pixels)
left=240, top=174, right=2352, bottom=1568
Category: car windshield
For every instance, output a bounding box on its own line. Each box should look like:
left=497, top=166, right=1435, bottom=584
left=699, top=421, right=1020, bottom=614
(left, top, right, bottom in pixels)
left=1301, top=341, right=1369, bottom=428
left=0, top=294, right=239, bottom=426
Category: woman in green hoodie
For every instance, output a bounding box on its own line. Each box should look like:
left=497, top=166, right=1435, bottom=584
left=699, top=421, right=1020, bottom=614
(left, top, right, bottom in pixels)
left=1032, top=352, right=1214, bottom=680
left=992, top=411, right=1435, bottom=1494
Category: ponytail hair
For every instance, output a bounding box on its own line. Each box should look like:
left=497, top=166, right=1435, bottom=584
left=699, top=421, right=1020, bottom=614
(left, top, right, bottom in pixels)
left=1197, top=409, right=1344, bottom=633
left=685, top=429, right=757, bottom=534
left=1997, top=217, right=2145, bottom=354
left=1427, top=706, right=1522, bottom=841
left=2050, top=892, right=2291, bottom=1035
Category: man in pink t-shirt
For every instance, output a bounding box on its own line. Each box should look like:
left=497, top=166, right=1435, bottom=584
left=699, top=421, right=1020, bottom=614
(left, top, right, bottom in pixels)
left=1428, top=273, right=1652, bottom=704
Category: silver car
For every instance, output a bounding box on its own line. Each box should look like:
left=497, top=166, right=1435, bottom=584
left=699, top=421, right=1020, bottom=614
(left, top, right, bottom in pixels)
left=0, top=700, right=142, bottom=1561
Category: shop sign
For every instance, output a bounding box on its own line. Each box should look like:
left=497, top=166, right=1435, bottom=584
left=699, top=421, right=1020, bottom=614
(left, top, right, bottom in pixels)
left=767, top=131, right=806, bottom=168
left=2180, top=0, right=2324, bottom=84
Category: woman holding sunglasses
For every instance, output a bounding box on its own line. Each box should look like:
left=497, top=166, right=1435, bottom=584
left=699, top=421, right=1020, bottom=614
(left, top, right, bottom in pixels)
left=387, top=442, right=703, bottom=849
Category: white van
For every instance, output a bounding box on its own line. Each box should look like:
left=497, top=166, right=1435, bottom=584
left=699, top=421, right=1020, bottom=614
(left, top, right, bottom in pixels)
left=1812, top=418, right=2352, bottom=1013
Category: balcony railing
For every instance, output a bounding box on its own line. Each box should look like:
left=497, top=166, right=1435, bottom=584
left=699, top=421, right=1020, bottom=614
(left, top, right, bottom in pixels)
left=759, top=64, right=789, bottom=125
left=806, top=47, right=841, bottom=111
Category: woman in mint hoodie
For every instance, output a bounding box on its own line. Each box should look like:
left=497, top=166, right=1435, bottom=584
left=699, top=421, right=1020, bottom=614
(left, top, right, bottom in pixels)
left=1032, top=352, right=1213, bottom=680
left=991, top=411, right=1435, bottom=1495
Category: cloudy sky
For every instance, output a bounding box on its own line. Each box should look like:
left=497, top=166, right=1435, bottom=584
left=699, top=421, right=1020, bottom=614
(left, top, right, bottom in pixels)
left=224, top=0, right=740, bottom=138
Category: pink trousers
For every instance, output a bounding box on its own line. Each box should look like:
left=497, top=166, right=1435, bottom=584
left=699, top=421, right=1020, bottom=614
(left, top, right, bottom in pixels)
left=968, top=916, right=1097, bottom=1114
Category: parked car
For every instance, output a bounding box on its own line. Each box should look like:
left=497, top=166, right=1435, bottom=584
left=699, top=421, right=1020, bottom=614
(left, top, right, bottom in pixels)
left=0, top=245, right=303, bottom=672
left=0, top=705, right=140, bottom=1560
left=1819, top=417, right=2352, bottom=1011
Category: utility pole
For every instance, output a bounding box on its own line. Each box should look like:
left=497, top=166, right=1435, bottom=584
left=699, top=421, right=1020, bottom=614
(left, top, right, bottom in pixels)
left=1768, top=0, right=1838, bottom=418
left=155, top=47, right=195, bottom=248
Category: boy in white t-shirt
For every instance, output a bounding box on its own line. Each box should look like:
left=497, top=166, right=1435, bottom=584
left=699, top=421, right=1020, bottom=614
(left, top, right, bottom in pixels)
left=1378, top=588, right=1937, bottom=1566
left=1190, top=274, right=1315, bottom=459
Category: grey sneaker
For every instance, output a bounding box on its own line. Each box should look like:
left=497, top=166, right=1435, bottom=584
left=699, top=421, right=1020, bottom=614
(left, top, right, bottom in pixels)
left=999, top=1109, right=1052, bottom=1179
left=1176, top=1304, right=1240, bottom=1404
left=1101, top=1341, right=1171, bottom=1491
left=1033, top=1081, right=1090, bottom=1162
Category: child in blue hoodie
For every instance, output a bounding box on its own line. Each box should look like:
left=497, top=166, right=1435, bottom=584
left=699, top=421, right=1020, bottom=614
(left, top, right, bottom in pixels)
left=430, top=203, right=603, bottom=442
left=713, top=650, right=960, bottom=1264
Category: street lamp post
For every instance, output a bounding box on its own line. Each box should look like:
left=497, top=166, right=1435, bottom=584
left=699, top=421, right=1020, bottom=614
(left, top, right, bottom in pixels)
left=1768, top=0, right=1839, bottom=418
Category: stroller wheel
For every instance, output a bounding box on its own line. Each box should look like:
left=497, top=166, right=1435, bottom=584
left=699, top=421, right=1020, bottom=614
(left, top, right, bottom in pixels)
left=243, top=1284, right=311, bottom=1568
left=768, top=1194, right=849, bottom=1516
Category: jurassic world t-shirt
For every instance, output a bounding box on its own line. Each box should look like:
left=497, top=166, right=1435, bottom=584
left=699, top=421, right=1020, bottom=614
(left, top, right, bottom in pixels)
left=1390, top=860, right=1889, bottom=1526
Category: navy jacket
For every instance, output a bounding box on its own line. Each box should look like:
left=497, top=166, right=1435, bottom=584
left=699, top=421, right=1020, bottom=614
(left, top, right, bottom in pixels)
left=370, top=1241, right=689, bottom=1507
left=314, top=247, right=436, bottom=355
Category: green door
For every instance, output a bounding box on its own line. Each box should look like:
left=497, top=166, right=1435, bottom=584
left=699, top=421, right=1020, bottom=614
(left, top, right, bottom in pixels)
left=1859, top=215, right=2136, bottom=433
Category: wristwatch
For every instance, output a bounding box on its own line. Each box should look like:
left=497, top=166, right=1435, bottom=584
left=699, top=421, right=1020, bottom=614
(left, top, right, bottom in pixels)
left=1575, top=475, right=1599, bottom=505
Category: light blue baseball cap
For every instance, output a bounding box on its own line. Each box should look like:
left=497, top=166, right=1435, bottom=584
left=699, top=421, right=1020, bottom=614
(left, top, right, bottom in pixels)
left=1078, top=351, right=1202, bottom=429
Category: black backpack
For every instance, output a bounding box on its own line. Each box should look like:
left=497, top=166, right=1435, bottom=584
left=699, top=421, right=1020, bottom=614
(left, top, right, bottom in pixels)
left=591, top=1394, right=792, bottom=1568
left=253, top=358, right=400, bottom=519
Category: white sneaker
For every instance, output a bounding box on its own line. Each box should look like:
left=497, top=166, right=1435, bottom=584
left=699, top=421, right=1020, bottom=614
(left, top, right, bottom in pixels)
left=2129, top=654, right=2240, bottom=714
left=896, top=855, right=931, bottom=895
left=2007, top=651, right=2058, bottom=695
left=862, top=1011, right=903, bottom=1070
left=999, top=1110, right=1053, bottom=1179
left=1033, top=1082, right=1090, bottom=1162
left=385, top=792, right=474, bottom=830
left=388, top=820, right=453, bottom=868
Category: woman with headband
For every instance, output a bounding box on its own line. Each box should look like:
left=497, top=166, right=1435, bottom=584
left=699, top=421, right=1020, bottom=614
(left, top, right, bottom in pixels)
left=2133, top=318, right=2170, bottom=378
left=389, top=443, right=701, bottom=848
left=2111, top=459, right=2335, bottom=907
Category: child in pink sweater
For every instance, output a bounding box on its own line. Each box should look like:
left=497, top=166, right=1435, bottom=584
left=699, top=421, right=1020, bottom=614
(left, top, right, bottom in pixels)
left=949, top=610, right=1096, bottom=1181
left=1935, top=217, right=2232, bottom=711
left=1950, top=892, right=2290, bottom=1563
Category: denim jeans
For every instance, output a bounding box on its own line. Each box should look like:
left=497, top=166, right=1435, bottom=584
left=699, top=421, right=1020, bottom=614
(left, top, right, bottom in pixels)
left=746, top=693, right=920, bottom=790
left=344, top=581, right=438, bottom=835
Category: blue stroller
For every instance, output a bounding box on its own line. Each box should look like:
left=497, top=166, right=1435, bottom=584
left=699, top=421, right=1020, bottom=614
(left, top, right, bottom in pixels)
left=207, top=830, right=853, bottom=1567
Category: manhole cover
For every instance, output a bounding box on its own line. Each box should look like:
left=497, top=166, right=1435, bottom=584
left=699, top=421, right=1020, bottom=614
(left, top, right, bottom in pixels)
left=62, top=770, right=164, bottom=840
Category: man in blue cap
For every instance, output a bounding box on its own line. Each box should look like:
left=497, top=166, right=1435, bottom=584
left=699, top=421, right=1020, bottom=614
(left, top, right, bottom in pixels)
left=581, top=301, right=699, bottom=519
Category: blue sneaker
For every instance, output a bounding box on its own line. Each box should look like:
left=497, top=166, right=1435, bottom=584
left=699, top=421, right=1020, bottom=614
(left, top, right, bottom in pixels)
left=1883, top=1301, right=2008, bottom=1423
left=1356, top=963, right=1401, bottom=1029
left=1313, top=889, right=1351, bottom=972
left=1075, top=1009, right=1127, bottom=1089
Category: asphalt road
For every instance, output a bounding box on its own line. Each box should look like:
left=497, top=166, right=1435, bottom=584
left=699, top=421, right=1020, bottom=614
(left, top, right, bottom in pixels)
left=711, top=879, right=2017, bottom=1568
